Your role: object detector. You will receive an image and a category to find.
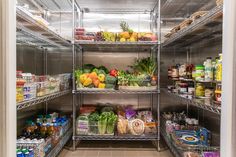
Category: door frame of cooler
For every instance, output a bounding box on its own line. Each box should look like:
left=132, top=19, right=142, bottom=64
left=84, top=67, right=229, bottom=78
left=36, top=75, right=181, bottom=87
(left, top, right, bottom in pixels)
left=0, top=0, right=16, bottom=157
left=221, top=0, right=236, bottom=156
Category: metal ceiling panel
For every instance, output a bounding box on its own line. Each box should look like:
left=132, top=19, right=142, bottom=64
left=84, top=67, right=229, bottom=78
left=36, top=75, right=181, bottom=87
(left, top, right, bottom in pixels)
left=75, top=0, right=158, bottom=12
left=161, top=0, right=216, bottom=17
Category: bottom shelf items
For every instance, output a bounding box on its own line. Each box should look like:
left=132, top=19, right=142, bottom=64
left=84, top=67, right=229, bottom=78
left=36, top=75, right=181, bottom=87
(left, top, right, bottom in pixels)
left=17, top=112, right=71, bottom=157
left=46, top=128, right=72, bottom=157
left=160, top=112, right=220, bottom=157
left=76, top=105, right=159, bottom=140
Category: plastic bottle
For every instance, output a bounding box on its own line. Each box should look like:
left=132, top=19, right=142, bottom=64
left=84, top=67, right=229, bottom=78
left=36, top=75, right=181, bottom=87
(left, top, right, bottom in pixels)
left=204, top=57, right=213, bottom=81
left=17, top=151, right=24, bottom=157
left=28, top=148, right=34, bottom=157
left=216, top=54, right=222, bottom=81
left=40, top=123, right=47, bottom=137
left=48, top=123, right=55, bottom=136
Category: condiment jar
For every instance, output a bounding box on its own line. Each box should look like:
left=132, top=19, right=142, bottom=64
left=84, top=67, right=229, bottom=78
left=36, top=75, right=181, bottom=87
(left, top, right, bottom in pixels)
left=215, top=84, right=222, bottom=103
left=179, top=83, right=188, bottom=93
left=205, top=88, right=214, bottom=98
left=195, top=83, right=205, bottom=97
left=171, top=66, right=179, bottom=79
left=195, top=65, right=205, bottom=81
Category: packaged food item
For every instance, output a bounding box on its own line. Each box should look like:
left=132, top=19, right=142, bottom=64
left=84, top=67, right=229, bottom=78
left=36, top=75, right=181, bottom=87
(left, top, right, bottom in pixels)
left=202, top=151, right=220, bottom=157
left=88, top=112, right=99, bottom=135
left=215, top=84, right=222, bottom=103
left=179, top=64, right=187, bottom=78
left=117, top=116, right=128, bottom=134
left=76, top=115, right=89, bottom=135
left=171, top=66, right=179, bottom=79
left=215, top=54, right=222, bottom=82
left=204, top=57, right=213, bottom=82
left=195, top=65, right=205, bottom=81
left=125, top=107, right=136, bottom=119
left=179, top=83, right=188, bottom=93
left=195, top=83, right=205, bottom=97
left=205, top=88, right=214, bottom=98
left=128, top=119, right=145, bottom=135
left=184, top=152, right=200, bottom=157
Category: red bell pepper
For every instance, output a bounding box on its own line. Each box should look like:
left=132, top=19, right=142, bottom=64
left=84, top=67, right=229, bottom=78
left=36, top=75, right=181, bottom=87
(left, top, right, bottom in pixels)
left=110, top=69, right=118, bottom=77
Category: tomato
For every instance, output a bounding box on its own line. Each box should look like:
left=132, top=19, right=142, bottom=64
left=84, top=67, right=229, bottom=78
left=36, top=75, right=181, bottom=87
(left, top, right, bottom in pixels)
left=110, top=69, right=118, bottom=77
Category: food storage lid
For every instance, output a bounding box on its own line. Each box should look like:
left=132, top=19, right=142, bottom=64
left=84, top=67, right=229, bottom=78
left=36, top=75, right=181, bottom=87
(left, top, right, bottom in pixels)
left=215, top=90, right=222, bottom=94
left=195, top=65, right=204, bottom=70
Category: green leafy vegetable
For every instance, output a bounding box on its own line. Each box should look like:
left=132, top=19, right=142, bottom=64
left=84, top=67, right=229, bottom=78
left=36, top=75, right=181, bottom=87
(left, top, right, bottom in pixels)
left=88, top=112, right=100, bottom=134
left=106, top=112, right=118, bottom=134
left=98, top=112, right=110, bottom=135
left=131, top=57, right=157, bottom=76
left=98, top=66, right=109, bottom=74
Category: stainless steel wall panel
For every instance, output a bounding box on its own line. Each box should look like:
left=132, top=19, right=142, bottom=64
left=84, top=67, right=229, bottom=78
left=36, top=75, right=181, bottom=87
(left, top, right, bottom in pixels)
left=17, top=45, right=44, bottom=74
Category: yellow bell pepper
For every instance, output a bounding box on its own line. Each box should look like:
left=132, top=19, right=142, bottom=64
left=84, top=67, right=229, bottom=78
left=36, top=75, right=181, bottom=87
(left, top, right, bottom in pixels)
left=98, top=74, right=105, bottom=82
left=98, top=83, right=105, bottom=89
left=79, top=74, right=87, bottom=84
left=83, top=78, right=92, bottom=87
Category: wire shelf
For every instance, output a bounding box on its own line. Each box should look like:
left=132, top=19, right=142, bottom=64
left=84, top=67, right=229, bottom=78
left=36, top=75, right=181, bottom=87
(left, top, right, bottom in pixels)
left=75, top=41, right=158, bottom=52
left=163, top=4, right=223, bottom=47
left=162, top=89, right=221, bottom=115
left=46, top=128, right=72, bottom=157
left=73, top=89, right=160, bottom=94
left=16, top=7, right=71, bottom=48
left=160, top=117, right=220, bottom=157
left=17, top=90, right=71, bottom=110
left=76, top=41, right=158, bottom=46
left=73, top=134, right=159, bottom=141
left=161, top=128, right=183, bottom=157
left=17, top=26, right=60, bottom=48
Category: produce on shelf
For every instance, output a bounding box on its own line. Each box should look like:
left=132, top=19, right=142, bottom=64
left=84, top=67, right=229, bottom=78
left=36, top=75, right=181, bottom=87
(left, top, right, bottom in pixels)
left=75, top=28, right=96, bottom=41
left=75, top=64, right=117, bottom=89
left=118, top=21, right=137, bottom=42
left=76, top=105, right=156, bottom=136
left=75, top=21, right=157, bottom=42
left=117, top=106, right=156, bottom=135
left=75, top=57, right=157, bottom=90
left=17, top=113, right=70, bottom=157
left=102, top=32, right=117, bottom=42
left=77, top=106, right=117, bottom=135
left=118, top=57, right=157, bottom=89
left=16, top=71, right=71, bottom=103
left=88, top=112, right=100, bottom=135
left=138, top=32, right=157, bottom=42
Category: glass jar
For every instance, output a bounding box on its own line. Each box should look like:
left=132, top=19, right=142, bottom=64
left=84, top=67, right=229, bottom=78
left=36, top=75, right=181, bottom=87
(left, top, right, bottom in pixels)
left=179, top=83, right=188, bottom=93
left=195, top=65, right=205, bottom=81
left=205, top=88, right=214, bottom=98
left=215, top=84, right=222, bottom=103
left=195, top=83, right=205, bottom=97
left=171, top=66, right=179, bottom=79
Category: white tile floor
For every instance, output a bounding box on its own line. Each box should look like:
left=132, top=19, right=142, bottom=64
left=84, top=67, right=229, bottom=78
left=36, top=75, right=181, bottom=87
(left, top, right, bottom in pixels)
left=58, top=149, right=173, bottom=157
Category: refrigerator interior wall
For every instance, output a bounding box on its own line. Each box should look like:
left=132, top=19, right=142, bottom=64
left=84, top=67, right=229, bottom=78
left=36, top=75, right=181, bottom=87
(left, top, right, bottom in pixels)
left=17, top=45, right=44, bottom=75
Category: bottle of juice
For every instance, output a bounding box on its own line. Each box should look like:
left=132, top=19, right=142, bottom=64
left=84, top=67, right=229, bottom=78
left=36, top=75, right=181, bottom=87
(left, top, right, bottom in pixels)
left=40, top=123, right=47, bottom=137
